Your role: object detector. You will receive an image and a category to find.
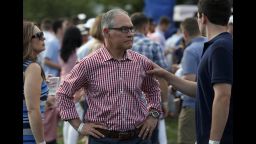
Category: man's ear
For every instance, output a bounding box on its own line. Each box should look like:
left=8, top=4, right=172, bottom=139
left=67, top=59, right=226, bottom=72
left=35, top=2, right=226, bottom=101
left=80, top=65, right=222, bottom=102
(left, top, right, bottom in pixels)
left=183, top=31, right=189, bottom=42
left=144, top=24, right=149, bottom=34
left=103, top=28, right=109, bottom=37
left=103, top=28, right=109, bottom=34
left=202, top=13, right=208, bottom=24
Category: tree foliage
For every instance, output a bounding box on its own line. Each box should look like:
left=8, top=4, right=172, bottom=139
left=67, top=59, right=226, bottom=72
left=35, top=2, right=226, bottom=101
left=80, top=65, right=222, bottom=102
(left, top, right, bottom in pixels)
left=24, top=0, right=144, bottom=23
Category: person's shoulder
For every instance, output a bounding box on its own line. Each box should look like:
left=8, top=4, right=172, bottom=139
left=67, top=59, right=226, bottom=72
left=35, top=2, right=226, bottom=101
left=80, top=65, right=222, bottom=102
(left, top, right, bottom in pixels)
left=209, top=34, right=233, bottom=60
left=215, top=37, right=232, bottom=45
left=148, top=32, right=159, bottom=39
left=139, top=36, right=162, bottom=48
left=79, top=48, right=102, bottom=63
left=129, top=50, right=156, bottom=71
left=186, top=40, right=205, bottom=53
left=140, top=37, right=160, bottom=47
left=48, top=36, right=57, bottom=43
left=212, top=38, right=233, bottom=54
left=128, top=50, right=153, bottom=65
left=78, top=43, right=89, bottom=51
left=24, top=60, right=40, bottom=68
left=77, top=43, right=90, bottom=56
left=129, top=49, right=147, bottom=59
left=82, top=39, right=95, bottom=47
left=44, top=31, right=55, bottom=40
left=24, top=62, right=41, bottom=75
left=47, top=38, right=60, bottom=49
left=128, top=49, right=140, bottom=57
left=213, top=33, right=232, bottom=47
left=146, top=37, right=161, bottom=47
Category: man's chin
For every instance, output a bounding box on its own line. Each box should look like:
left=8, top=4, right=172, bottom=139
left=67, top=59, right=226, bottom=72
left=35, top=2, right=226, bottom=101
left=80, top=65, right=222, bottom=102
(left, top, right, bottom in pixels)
left=125, top=45, right=132, bottom=50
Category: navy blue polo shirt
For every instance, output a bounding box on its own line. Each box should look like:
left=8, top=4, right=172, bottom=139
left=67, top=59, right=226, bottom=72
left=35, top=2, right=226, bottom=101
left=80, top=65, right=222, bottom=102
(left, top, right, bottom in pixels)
left=196, top=32, right=233, bottom=144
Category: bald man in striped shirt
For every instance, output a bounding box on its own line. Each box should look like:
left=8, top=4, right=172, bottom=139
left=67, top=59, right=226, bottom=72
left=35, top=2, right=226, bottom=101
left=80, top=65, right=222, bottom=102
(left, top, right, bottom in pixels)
left=56, top=8, right=161, bottom=144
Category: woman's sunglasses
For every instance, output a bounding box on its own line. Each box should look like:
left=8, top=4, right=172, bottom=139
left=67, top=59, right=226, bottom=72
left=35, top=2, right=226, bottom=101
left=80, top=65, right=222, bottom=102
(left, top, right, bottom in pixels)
left=31, top=32, right=45, bottom=41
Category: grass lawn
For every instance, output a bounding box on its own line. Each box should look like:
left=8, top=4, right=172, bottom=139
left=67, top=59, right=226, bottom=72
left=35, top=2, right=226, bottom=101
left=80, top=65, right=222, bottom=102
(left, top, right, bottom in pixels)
left=57, top=116, right=178, bottom=144
left=165, top=117, right=178, bottom=144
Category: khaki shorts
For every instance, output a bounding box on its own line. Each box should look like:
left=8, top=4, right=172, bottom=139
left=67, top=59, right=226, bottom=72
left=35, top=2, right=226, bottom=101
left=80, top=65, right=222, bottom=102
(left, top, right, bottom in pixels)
left=177, top=107, right=196, bottom=144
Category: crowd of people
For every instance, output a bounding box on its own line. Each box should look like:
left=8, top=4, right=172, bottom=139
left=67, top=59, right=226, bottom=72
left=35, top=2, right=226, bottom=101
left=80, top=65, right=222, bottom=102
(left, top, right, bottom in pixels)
left=23, top=0, right=233, bottom=144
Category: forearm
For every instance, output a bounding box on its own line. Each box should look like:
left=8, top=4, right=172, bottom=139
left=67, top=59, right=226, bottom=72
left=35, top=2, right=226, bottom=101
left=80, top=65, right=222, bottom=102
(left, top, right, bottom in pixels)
left=68, top=118, right=83, bottom=131
left=73, top=88, right=84, bottom=103
left=44, top=59, right=61, bottom=70
left=157, top=78, right=168, bottom=102
left=167, top=73, right=197, bottom=97
left=210, top=94, right=230, bottom=141
left=28, top=109, right=44, bottom=143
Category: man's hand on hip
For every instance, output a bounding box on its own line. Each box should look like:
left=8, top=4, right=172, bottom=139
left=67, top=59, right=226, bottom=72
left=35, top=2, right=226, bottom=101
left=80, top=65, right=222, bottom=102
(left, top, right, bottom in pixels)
left=79, top=122, right=108, bottom=139
left=137, top=116, right=158, bottom=140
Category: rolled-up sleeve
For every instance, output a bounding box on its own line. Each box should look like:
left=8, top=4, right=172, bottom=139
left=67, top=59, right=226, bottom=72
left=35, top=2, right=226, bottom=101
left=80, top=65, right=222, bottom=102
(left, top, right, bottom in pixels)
left=141, top=59, right=161, bottom=112
left=56, top=61, right=88, bottom=120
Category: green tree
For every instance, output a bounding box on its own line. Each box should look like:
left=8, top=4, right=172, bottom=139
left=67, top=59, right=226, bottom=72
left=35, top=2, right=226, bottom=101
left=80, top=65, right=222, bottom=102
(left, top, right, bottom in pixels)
left=24, top=0, right=144, bottom=23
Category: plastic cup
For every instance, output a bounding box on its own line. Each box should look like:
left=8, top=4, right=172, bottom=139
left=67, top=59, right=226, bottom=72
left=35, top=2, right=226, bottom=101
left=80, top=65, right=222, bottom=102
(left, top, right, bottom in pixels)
left=47, top=77, right=60, bottom=96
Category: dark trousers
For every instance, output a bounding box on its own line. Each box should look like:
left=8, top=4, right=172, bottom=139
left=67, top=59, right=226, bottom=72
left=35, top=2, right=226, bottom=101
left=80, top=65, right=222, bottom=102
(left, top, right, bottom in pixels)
left=88, top=135, right=152, bottom=144
left=46, top=139, right=57, bottom=144
left=150, top=124, right=159, bottom=144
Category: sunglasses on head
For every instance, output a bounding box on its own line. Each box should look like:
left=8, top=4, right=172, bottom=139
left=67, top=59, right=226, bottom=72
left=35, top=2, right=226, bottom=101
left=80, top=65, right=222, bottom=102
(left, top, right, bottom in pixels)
left=32, top=32, right=45, bottom=40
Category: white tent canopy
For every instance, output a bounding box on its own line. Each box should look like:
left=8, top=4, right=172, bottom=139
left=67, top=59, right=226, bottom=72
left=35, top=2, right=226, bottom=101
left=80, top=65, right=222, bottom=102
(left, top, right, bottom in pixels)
left=173, top=5, right=198, bottom=22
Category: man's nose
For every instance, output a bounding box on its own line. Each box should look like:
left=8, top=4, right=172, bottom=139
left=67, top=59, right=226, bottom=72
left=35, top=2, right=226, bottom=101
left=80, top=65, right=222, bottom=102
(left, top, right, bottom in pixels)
left=127, top=31, right=134, bottom=37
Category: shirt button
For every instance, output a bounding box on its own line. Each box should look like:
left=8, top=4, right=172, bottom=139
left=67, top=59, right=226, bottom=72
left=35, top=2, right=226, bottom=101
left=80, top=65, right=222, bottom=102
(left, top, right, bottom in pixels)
left=119, top=77, right=122, bottom=80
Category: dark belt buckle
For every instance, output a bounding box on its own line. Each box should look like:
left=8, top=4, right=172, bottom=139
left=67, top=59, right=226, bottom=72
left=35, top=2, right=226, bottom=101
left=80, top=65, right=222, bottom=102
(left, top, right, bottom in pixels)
left=118, top=131, right=130, bottom=140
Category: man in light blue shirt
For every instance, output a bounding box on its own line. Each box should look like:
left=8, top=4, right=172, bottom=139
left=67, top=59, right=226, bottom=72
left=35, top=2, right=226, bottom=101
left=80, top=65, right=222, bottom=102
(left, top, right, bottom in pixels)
left=177, top=17, right=207, bottom=144
left=43, top=19, right=64, bottom=77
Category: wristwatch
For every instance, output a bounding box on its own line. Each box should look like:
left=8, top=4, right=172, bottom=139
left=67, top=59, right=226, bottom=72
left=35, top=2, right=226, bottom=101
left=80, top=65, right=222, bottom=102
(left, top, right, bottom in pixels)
left=149, top=110, right=160, bottom=118
left=209, top=140, right=220, bottom=144
left=77, top=122, right=85, bottom=134
left=39, top=141, right=46, bottom=144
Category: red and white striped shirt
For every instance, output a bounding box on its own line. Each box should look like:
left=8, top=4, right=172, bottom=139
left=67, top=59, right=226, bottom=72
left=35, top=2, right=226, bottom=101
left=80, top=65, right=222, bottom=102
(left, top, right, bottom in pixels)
left=56, top=47, right=161, bottom=131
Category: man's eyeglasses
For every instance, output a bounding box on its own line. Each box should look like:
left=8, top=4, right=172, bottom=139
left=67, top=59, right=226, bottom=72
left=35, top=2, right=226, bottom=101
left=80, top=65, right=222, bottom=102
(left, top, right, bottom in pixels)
left=32, top=32, right=45, bottom=40
left=108, top=26, right=135, bottom=33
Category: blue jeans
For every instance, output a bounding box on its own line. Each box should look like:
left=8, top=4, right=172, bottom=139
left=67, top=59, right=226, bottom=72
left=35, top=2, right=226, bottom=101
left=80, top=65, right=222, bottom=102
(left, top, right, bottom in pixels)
left=88, top=135, right=152, bottom=144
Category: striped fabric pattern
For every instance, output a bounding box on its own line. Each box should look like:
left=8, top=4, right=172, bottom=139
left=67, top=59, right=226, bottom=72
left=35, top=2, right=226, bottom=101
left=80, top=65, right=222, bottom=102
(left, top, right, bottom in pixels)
left=23, top=60, right=48, bottom=143
left=56, top=47, right=161, bottom=131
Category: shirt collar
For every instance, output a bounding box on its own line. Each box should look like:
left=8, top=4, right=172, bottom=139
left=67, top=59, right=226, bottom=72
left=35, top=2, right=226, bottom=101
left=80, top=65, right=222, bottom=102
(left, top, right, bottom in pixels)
left=186, top=36, right=207, bottom=47
left=203, top=32, right=231, bottom=54
left=204, top=32, right=231, bottom=48
left=100, top=47, right=133, bottom=62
